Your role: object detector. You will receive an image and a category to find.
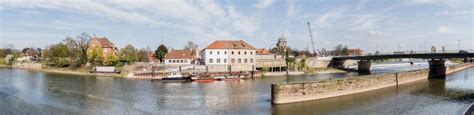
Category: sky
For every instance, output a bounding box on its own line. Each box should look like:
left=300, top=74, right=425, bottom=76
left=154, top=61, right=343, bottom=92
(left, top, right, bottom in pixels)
left=0, top=0, right=473, bottom=53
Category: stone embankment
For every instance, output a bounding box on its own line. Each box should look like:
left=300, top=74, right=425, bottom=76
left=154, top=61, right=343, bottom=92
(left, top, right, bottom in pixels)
left=272, top=63, right=474, bottom=104
left=12, top=62, right=42, bottom=69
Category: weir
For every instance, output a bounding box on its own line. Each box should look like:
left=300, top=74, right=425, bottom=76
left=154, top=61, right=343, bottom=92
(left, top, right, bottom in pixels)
left=272, top=63, right=474, bottom=104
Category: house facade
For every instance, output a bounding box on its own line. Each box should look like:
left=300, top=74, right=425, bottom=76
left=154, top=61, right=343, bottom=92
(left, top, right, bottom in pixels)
left=255, top=48, right=287, bottom=72
left=201, top=40, right=256, bottom=66
left=163, top=49, right=193, bottom=65
left=88, top=35, right=118, bottom=58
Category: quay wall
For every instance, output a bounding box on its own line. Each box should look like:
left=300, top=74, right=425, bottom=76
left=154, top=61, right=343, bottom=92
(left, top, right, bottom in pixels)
left=272, top=63, right=474, bottom=104
left=12, top=62, right=42, bottom=69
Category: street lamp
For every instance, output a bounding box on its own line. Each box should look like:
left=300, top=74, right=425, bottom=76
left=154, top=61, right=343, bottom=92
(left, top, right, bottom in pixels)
left=285, top=47, right=290, bottom=84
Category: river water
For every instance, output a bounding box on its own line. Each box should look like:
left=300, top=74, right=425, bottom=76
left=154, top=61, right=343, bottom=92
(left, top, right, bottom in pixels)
left=0, top=62, right=472, bottom=114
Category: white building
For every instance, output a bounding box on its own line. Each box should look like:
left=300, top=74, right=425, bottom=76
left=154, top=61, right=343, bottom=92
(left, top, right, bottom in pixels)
left=201, top=40, right=256, bottom=66
left=164, top=49, right=194, bottom=65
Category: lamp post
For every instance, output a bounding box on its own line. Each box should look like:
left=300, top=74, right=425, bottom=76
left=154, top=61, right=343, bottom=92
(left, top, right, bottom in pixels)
left=285, top=47, right=289, bottom=84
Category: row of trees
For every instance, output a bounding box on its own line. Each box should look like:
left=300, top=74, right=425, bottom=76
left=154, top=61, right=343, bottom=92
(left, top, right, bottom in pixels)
left=43, top=33, right=91, bottom=67
left=42, top=33, right=152, bottom=68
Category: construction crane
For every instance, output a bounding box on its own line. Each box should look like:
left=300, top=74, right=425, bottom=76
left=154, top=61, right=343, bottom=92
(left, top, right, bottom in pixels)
left=307, top=22, right=317, bottom=56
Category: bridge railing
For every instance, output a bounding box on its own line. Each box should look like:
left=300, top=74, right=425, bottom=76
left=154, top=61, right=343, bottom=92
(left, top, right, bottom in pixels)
left=365, top=49, right=474, bottom=56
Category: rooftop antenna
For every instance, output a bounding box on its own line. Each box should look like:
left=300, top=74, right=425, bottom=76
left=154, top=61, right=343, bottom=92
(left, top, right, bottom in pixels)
left=160, top=29, right=164, bottom=45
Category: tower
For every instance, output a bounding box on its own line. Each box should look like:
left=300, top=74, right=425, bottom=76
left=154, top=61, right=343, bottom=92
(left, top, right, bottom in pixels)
left=276, top=33, right=287, bottom=50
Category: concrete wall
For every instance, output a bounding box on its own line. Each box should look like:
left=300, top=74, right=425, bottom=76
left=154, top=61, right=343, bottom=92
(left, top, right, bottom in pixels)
left=272, top=63, right=474, bottom=104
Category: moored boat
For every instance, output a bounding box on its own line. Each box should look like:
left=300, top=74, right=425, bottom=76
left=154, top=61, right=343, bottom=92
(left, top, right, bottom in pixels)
left=160, top=72, right=191, bottom=82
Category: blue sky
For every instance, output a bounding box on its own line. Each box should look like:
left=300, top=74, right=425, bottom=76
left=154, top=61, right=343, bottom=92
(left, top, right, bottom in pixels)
left=0, top=0, right=472, bottom=53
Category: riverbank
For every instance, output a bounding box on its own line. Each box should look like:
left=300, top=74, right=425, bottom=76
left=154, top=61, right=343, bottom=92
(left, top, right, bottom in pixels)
left=1, top=64, right=126, bottom=78
left=40, top=67, right=126, bottom=77
left=271, top=63, right=474, bottom=104
left=0, top=64, right=11, bottom=68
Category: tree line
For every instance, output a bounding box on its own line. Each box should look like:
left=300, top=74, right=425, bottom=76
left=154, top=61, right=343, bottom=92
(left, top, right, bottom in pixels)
left=41, top=33, right=151, bottom=68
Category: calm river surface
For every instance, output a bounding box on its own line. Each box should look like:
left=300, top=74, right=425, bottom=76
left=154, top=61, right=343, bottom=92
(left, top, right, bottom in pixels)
left=0, top=62, right=472, bottom=114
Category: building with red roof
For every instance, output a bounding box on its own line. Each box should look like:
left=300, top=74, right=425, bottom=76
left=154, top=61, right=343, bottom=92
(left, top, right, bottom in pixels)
left=164, top=49, right=194, bottom=65
left=88, top=34, right=118, bottom=58
left=201, top=40, right=256, bottom=66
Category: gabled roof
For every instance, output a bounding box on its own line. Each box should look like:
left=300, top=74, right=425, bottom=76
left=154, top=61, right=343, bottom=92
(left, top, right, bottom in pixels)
left=164, top=49, right=193, bottom=59
left=256, top=48, right=270, bottom=55
left=205, top=40, right=256, bottom=50
left=91, top=36, right=116, bottom=48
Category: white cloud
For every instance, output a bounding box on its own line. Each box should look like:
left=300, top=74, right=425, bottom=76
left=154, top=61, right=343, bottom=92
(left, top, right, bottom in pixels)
left=286, top=2, right=300, bottom=17
left=437, top=26, right=450, bottom=33
left=1, top=0, right=263, bottom=46
left=255, top=0, right=274, bottom=9
left=369, top=30, right=383, bottom=35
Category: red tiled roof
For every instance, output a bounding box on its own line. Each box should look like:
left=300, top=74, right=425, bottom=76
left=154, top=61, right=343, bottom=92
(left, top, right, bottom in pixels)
left=256, top=48, right=270, bottom=55
left=205, top=40, right=256, bottom=50
left=164, top=49, right=193, bottom=59
left=91, top=36, right=115, bottom=48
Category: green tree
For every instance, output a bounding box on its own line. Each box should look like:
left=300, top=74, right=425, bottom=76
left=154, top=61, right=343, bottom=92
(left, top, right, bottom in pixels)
left=87, top=46, right=103, bottom=65
left=137, top=48, right=150, bottom=62
left=155, top=44, right=168, bottom=63
left=63, top=32, right=91, bottom=67
left=286, top=57, right=296, bottom=70
left=43, top=43, right=70, bottom=67
left=262, top=65, right=270, bottom=72
left=298, top=58, right=307, bottom=71
left=119, top=44, right=139, bottom=64
left=104, top=54, right=118, bottom=66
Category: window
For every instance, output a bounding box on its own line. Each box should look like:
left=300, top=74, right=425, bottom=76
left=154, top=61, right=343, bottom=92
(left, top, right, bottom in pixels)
left=238, top=51, right=241, bottom=55
left=231, top=58, right=235, bottom=63
left=217, top=59, right=221, bottom=63
left=250, top=59, right=254, bottom=63
left=224, top=59, right=227, bottom=63
left=244, top=51, right=247, bottom=55
left=224, top=51, right=227, bottom=55
left=250, top=52, right=253, bottom=55
left=209, top=59, right=213, bottom=63
left=232, top=51, right=234, bottom=54
left=169, top=60, right=172, bottom=63
left=244, top=59, right=248, bottom=63
left=180, top=60, right=184, bottom=63
left=238, top=59, right=241, bottom=63
left=172, top=60, right=176, bottom=63
left=217, top=51, right=220, bottom=55
left=184, top=60, right=187, bottom=63
left=210, top=51, right=213, bottom=55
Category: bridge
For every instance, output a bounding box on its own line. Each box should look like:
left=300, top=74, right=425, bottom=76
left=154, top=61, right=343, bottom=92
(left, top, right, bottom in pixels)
left=329, top=53, right=474, bottom=79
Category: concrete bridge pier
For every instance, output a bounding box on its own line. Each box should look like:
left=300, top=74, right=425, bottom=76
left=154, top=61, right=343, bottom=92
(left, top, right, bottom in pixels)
left=464, top=58, right=468, bottom=63
left=428, top=59, right=446, bottom=79
left=357, top=60, right=372, bottom=74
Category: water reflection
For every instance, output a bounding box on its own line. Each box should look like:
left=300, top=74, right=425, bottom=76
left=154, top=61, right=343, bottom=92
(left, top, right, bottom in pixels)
left=0, top=67, right=473, bottom=114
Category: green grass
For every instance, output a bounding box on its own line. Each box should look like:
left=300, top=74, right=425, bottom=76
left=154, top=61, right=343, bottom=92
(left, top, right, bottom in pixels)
left=0, top=58, right=6, bottom=65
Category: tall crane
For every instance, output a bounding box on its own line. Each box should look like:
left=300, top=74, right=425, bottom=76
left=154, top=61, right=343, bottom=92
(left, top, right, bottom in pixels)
left=307, top=22, right=317, bottom=56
